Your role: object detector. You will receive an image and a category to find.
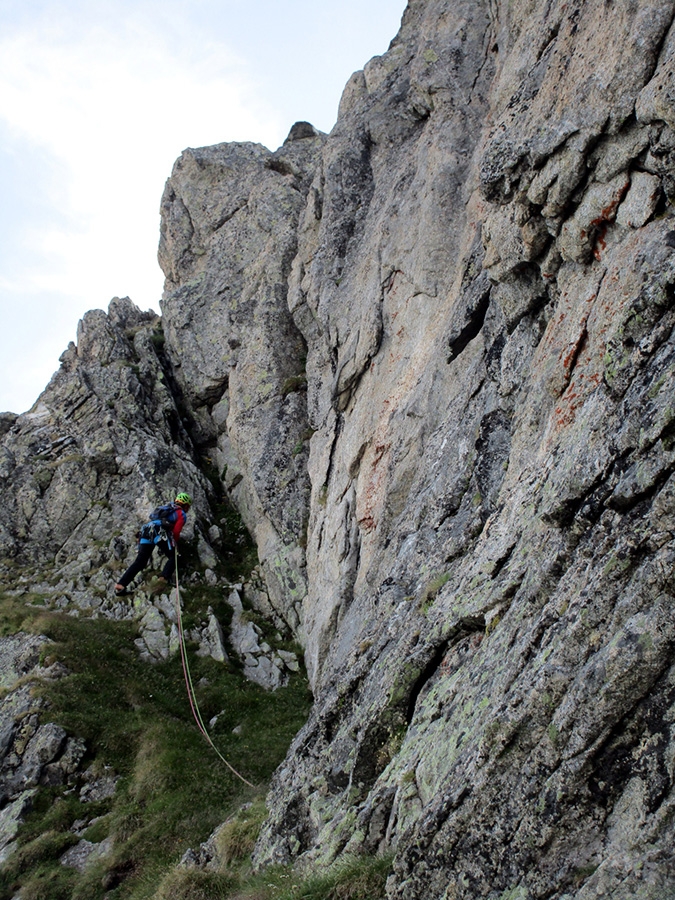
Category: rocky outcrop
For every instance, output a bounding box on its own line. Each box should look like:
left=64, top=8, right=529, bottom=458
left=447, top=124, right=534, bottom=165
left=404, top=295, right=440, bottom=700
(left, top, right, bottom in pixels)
left=226, top=586, right=299, bottom=690
left=158, top=127, right=326, bottom=635
left=0, top=634, right=86, bottom=863
left=0, top=296, right=213, bottom=590
left=2, top=0, right=675, bottom=897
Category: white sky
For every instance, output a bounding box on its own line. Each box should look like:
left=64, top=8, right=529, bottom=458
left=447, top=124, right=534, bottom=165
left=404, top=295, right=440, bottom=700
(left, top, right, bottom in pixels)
left=0, top=0, right=407, bottom=413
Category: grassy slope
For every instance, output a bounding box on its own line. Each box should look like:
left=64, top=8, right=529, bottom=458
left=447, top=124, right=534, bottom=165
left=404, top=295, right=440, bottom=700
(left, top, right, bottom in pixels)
left=0, top=499, right=391, bottom=900
left=0, top=587, right=313, bottom=900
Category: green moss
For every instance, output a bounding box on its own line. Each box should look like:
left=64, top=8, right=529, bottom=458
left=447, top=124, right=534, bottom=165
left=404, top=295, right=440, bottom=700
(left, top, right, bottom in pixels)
left=418, top=572, right=451, bottom=614
left=497, top=886, right=529, bottom=900
left=151, top=329, right=166, bottom=352
left=292, top=428, right=316, bottom=456
left=389, top=662, right=422, bottom=708
left=485, top=613, right=501, bottom=636
left=573, top=864, right=599, bottom=883
left=213, top=799, right=268, bottom=866
left=281, top=375, right=307, bottom=397
left=207, top=498, right=258, bottom=583
left=602, top=554, right=633, bottom=577
left=638, top=632, right=655, bottom=652
left=648, top=373, right=668, bottom=399
left=547, top=723, right=559, bottom=745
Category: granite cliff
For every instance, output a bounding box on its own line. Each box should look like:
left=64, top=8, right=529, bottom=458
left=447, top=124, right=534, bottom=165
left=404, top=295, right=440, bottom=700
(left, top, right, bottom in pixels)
left=2, top=0, right=675, bottom=897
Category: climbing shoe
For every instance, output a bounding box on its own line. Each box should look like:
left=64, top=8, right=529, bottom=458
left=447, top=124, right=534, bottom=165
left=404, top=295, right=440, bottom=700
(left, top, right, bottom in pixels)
left=114, top=585, right=130, bottom=597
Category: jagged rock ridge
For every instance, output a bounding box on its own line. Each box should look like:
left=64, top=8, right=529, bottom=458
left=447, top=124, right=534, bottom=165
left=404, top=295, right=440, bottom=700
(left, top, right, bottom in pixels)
left=2, top=1, right=675, bottom=898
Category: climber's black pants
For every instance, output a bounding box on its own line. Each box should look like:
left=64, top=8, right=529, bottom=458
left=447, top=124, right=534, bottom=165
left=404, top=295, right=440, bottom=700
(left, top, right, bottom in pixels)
left=118, top=541, right=176, bottom=587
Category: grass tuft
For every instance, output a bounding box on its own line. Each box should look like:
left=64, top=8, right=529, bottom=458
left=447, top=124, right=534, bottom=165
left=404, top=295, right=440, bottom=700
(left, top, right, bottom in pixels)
left=222, top=855, right=392, bottom=900
left=153, top=869, right=237, bottom=900
left=214, top=799, right=269, bottom=867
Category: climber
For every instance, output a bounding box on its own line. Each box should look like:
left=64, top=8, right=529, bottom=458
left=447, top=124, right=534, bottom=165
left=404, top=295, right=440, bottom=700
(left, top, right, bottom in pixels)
left=114, top=493, right=192, bottom=596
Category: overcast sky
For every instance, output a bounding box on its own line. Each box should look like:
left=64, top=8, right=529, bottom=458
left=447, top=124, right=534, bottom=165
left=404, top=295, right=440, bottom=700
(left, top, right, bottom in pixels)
left=0, top=0, right=406, bottom=414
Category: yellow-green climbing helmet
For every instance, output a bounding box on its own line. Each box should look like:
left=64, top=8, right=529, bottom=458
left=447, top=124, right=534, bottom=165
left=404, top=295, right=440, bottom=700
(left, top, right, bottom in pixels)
left=175, top=492, right=192, bottom=506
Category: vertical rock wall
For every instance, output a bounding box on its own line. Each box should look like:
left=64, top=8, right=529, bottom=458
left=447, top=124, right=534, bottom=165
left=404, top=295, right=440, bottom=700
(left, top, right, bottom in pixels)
left=248, top=2, right=675, bottom=898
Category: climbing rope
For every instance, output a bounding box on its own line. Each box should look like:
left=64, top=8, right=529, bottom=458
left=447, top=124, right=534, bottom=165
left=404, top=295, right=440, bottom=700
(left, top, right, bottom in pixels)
left=173, top=550, right=255, bottom=788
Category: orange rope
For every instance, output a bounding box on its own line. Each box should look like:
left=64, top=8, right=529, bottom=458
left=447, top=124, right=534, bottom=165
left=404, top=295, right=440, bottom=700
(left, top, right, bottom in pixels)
left=173, top=553, right=255, bottom=788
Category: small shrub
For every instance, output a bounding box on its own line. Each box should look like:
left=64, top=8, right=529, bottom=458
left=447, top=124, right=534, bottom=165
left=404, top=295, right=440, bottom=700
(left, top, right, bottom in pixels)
left=151, top=329, right=166, bottom=351
left=277, top=854, right=392, bottom=900
left=11, top=867, right=76, bottom=900
left=218, top=855, right=392, bottom=900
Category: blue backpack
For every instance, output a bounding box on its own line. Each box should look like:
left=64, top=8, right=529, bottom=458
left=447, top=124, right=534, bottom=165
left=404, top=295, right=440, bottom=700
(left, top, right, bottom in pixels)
left=139, top=503, right=179, bottom=544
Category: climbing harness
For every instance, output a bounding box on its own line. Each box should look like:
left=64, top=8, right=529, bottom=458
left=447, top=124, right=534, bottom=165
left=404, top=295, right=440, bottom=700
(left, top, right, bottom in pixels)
left=173, top=553, right=255, bottom=788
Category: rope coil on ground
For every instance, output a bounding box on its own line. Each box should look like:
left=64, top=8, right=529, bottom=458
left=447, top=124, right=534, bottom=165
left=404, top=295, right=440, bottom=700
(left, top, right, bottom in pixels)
left=173, top=552, right=255, bottom=788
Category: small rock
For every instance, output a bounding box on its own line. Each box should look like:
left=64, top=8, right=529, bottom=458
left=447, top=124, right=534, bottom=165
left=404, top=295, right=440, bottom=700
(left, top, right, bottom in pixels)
left=197, top=533, right=219, bottom=569
left=277, top=650, right=300, bottom=672
left=179, top=846, right=201, bottom=869
left=60, top=836, right=114, bottom=871
left=80, top=769, right=118, bottom=804
left=168, top=623, right=180, bottom=657
left=0, top=790, right=37, bottom=864
left=616, top=172, right=661, bottom=228
left=154, top=594, right=177, bottom=622
left=244, top=655, right=287, bottom=691
left=195, top=610, right=228, bottom=663
left=60, top=839, right=96, bottom=872
left=20, top=722, right=68, bottom=788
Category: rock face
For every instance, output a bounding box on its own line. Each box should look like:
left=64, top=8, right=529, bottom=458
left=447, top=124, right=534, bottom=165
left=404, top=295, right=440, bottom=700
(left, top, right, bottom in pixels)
left=158, top=128, right=326, bottom=635
left=0, top=296, right=213, bottom=582
left=2, top=1, right=675, bottom=898
left=250, top=2, right=675, bottom=898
